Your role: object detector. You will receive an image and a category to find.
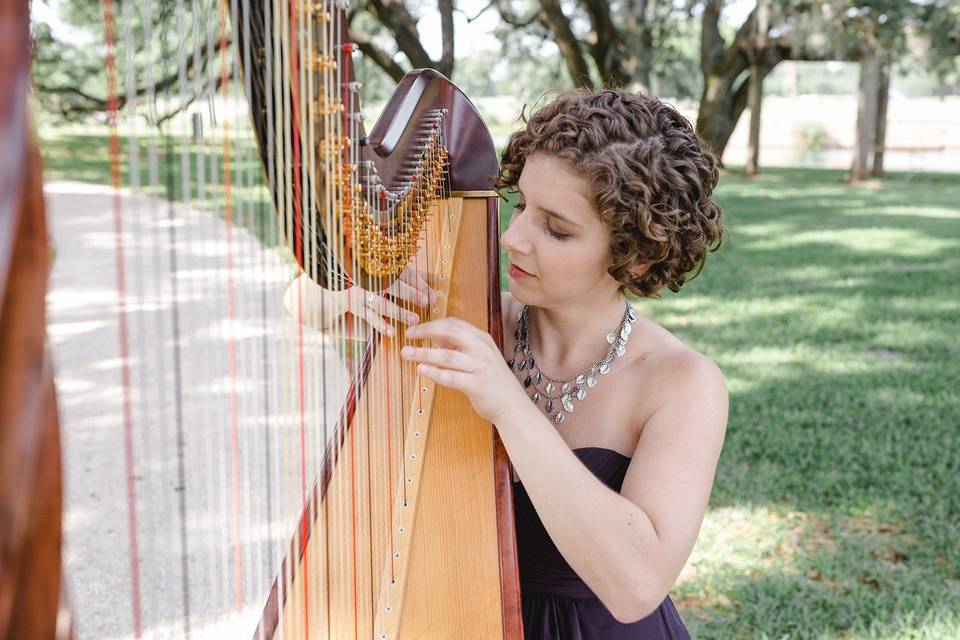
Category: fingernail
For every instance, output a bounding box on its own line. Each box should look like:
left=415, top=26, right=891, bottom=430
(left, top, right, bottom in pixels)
left=400, top=346, right=413, bottom=357
left=407, top=313, right=419, bottom=324
left=386, top=326, right=395, bottom=336
left=430, top=290, right=437, bottom=303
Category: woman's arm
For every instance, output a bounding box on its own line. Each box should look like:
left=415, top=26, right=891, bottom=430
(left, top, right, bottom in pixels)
left=496, top=351, right=727, bottom=623
left=399, top=318, right=727, bottom=623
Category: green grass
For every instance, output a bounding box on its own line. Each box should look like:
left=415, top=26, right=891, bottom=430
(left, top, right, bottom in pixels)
left=40, top=128, right=275, bottom=244
left=40, top=130, right=960, bottom=639
left=631, top=167, right=959, bottom=639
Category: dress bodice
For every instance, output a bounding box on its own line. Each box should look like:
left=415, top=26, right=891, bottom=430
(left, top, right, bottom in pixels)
left=512, top=447, right=691, bottom=639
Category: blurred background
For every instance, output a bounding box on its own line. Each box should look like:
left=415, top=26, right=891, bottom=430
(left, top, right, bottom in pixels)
left=30, top=0, right=960, bottom=638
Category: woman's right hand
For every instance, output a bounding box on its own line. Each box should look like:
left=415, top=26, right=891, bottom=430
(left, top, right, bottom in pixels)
left=283, top=266, right=437, bottom=336
left=348, top=265, right=438, bottom=336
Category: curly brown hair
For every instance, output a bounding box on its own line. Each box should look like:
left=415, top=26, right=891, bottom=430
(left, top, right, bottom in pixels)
left=495, top=89, right=725, bottom=298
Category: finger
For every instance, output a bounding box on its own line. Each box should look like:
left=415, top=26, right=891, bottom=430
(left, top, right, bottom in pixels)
left=406, top=320, right=489, bottom=355
left=371, top=294, right=420, bottom=326
left=415, top=363, right=470, bottom=391
left=400, top=345, right=476, bottom=372
left=360, top=306, right=396, bottom=337
left=399, top=267, right=438, bottom=304
left=403, top=318, right=466, bottom=345
left=387, top=278, right=430, bottom=307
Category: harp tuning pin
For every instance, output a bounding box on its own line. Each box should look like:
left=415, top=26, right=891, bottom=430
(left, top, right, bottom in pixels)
left=348, top=81, right=363, bottom=92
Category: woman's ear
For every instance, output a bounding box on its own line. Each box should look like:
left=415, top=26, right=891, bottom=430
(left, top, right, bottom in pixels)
left=629, top=261, right=653, bottom=279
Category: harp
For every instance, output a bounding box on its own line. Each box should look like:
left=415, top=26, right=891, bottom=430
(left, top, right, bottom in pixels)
left=8, top=0, right=523, bottom=637
left=1, top=2, right=70, bottom=637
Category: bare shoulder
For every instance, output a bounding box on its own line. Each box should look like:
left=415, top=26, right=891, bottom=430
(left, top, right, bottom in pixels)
left=627, top=315, right=728, bottom=440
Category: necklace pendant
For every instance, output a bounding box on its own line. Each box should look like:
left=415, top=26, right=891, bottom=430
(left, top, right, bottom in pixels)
left=587, top=374, right=597, bottom=388
left=545, top=400, right=553, bottom=413
left=561, top=382, right=570, bottom=393
left=599, top=362, right=610, bottom=375
left=554, top=411, right=565, bottom=425
left=606, top=331, right=615, bottom=344
left=523, top=374, right=532, bottom=388
left=616, top=343, right=626, bottom=357
left=507, top=358, right=515, bottom=370
left=562, top=397, right=574, bottom=413
left=532, top=391, right=541, bottom=404
left=545, top=382, right=555, bottom=394
left=576, top=386, right=587, bottom=401
left=534, top=371, right=542, bottom=385
left=575, top=374, right=585, bottom=384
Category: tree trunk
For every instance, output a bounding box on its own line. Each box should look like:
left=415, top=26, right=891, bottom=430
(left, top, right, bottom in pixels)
left=872, top=61, right=890, bottom=177
left=851, top=50, right=881, bottom=183
left=745, top=66, right=763, bottom=175
left=746, top=0, right=769, bottom=176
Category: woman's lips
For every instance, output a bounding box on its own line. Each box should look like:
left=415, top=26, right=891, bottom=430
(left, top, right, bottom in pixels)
left=508, top=263, right=535, bottom=279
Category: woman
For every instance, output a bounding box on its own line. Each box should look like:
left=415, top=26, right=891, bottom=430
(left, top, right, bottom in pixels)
left=286, top=88, right=726, bottom=638
left=399, top=89, right=728, bottom=638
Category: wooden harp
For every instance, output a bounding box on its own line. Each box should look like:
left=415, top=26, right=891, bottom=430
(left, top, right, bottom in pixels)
left=17, top=0, right=523, bottom=638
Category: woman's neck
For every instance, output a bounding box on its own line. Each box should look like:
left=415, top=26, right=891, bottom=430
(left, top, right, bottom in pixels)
left=528, top=291, right=630, bottom=376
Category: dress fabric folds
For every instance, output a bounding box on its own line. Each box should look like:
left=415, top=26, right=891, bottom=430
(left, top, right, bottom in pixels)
left=513, top=447, right=692, bottom=640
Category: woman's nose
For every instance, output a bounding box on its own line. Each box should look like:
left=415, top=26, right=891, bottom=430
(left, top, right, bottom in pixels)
left=500, top=210, right=530, bottom=254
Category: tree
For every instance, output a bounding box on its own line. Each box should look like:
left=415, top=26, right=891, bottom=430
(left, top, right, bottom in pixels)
left=487, top=0, right=698, bottom=95
left=696, top=0, right=864, bottom=163
left=347, top=0, right=456, bottom=83
left=31, top=0, right=460, bottom=122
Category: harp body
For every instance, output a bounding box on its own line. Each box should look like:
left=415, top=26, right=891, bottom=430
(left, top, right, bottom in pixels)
left=258, top=195, right=514, bottom=640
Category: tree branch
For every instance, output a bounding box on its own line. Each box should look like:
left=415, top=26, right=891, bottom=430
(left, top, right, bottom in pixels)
left=490, top=0, right=541, bottom=29
left=438, top=0, right=455, bottom=76
left=579, top=0, right=630, bottom=86
left=700, top=0, right=726, bottom=75
left=365, top=0, right=434, bottom=69
left=538, top=0, right=594, bottom=87
left=34, top=32, right=230, bottom=120
left=349, top=29, right=408, bottom=82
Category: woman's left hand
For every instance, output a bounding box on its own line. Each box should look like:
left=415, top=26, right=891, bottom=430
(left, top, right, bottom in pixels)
left=400, top=317, right=528, bottom=425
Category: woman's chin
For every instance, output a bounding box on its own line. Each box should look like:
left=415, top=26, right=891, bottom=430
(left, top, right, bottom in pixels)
left=507, top=279, right=534, bottom=304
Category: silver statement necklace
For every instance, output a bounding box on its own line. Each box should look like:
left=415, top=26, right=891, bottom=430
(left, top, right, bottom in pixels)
left=508, top=301, right=637, bottom=425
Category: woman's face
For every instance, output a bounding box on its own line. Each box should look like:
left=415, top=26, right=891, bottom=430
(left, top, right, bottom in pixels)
left=500, top=153, right=621, bottom=308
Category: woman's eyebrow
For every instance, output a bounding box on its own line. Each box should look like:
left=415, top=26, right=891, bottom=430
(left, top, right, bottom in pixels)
left=517, top=188, right=582, bottom=229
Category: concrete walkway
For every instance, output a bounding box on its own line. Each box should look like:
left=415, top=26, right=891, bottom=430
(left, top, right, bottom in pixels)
left=45, top=181, right=351, bottom=639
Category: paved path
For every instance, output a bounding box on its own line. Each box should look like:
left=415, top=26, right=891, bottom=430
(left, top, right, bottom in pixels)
left=46, top=181, right=351, bottom=639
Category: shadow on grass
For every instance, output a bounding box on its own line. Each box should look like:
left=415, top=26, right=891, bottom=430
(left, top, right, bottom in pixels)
left=651, top=167, right=960, bottom=638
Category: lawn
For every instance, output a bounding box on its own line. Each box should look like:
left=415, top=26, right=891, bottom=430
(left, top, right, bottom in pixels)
left=41, top=131, right=960, bottom=639
left=622, top=167, right=960, bottom=639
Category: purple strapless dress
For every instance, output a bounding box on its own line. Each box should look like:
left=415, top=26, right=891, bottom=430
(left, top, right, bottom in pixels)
left=513, top=447, right=691, bottom=639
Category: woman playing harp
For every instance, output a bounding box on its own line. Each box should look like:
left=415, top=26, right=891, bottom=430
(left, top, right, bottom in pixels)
left=394, top=89, right=730, bottom=638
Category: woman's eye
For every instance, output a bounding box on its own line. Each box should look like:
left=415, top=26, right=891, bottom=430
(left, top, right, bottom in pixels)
left=543, top=220, right=569, bottom=241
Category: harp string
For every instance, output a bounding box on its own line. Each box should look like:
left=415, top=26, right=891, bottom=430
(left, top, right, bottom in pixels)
left=94, top=0, right=463, bottom=634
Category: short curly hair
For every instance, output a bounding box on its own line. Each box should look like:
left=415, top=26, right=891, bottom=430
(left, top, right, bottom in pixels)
left=495, top=89, right=725, bottom=298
